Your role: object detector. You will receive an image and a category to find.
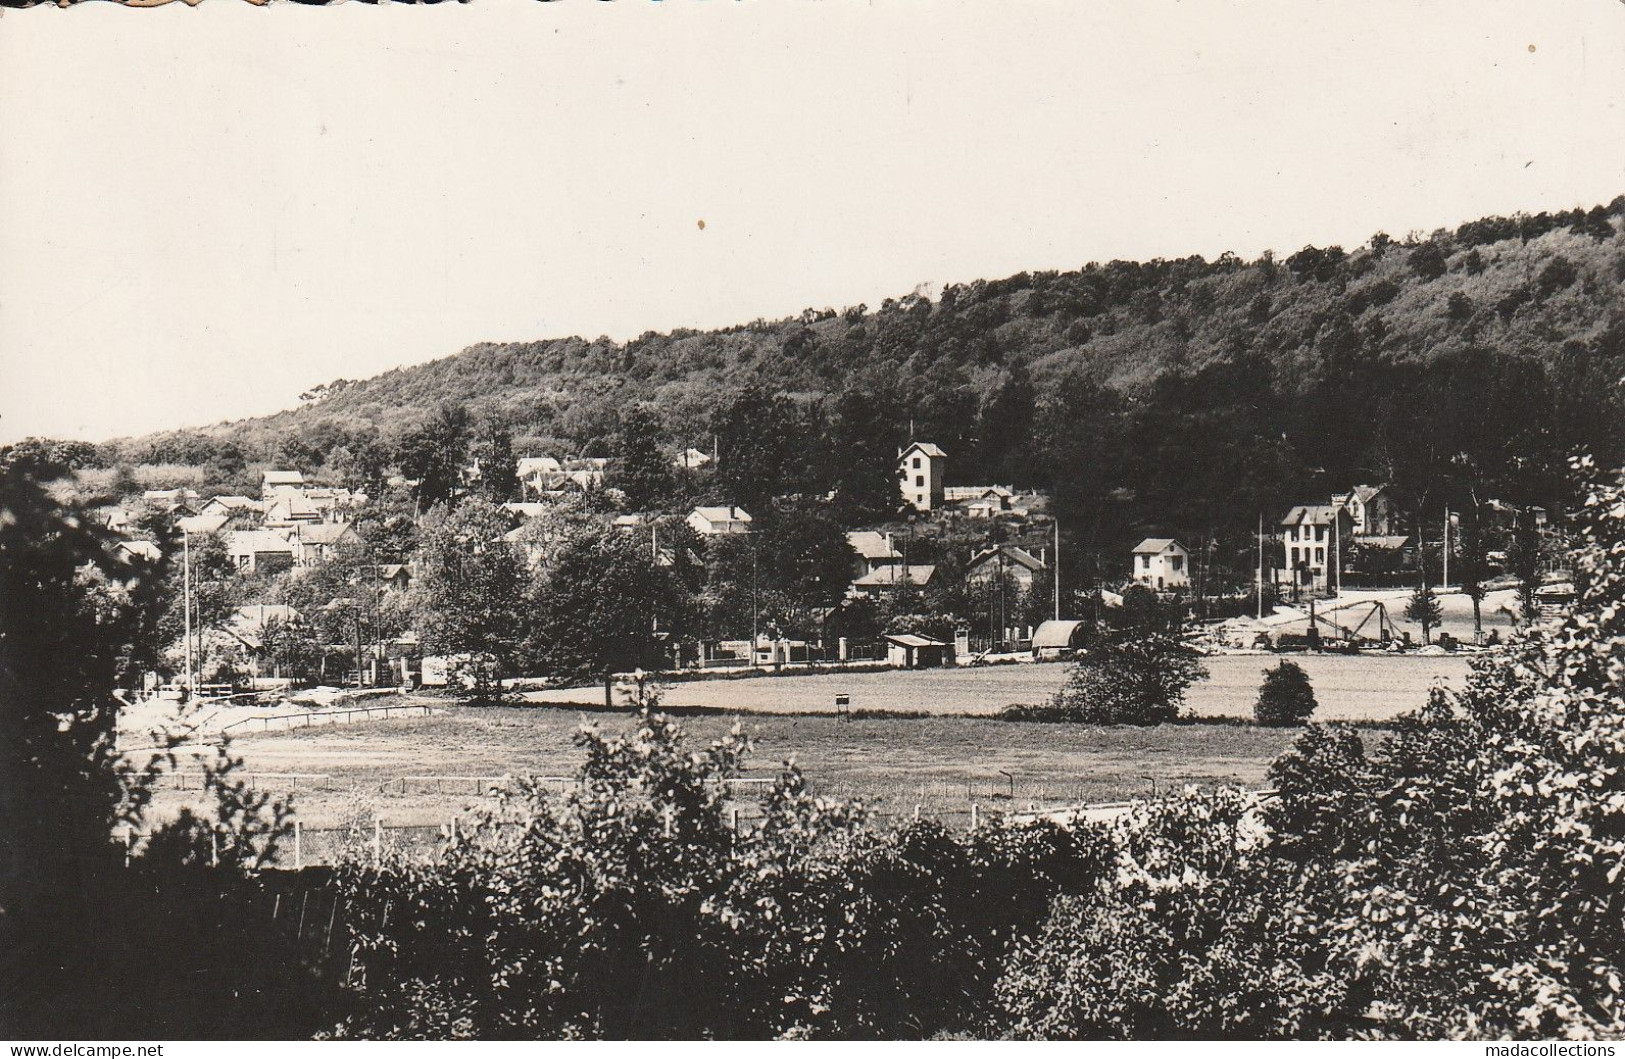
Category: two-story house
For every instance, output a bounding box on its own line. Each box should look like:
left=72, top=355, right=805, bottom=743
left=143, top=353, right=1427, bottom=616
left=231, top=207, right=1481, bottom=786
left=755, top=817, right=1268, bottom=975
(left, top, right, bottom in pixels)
left=1280, top=505, right=1353, bottom=592
left=1333, top=484, right=1400, bottom=536
left=1131, top=538, right=1191, bottom=590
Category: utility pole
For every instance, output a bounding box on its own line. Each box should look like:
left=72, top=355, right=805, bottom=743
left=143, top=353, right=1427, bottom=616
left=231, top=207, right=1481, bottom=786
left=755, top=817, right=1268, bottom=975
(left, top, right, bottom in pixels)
left=1442, top=506, right=1450, bottom=591
left=988, top=545, right=1001, bottom=646
left=1333, top=510, right=1341, bottom=603
left=182, top=529, right=194, bottom=698
left=354, top=602, right=364, bottom=689
left=1256, top=512, right=1264, bottom=620
left=1053, top=517, right=1061, bottom=622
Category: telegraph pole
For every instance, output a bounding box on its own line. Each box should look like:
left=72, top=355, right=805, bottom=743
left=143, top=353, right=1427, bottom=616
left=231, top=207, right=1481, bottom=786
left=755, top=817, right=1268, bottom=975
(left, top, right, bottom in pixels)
left=1333, top=509, right=1342, bottom=602
left=1256, top=512, right=1264, bottom=620
left=1442, top=506, right=1451, bottom=591
left=182, top=529, right=194, bottom=698
left=1053, top=517, right=1061, bottom=622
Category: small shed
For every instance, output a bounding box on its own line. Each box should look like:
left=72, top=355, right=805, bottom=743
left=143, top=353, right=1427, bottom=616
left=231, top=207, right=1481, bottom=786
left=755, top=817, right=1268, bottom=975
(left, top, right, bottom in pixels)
left=1030, top=619, right=1088, bottom=659
left=884, top=632, right=951, bottom=669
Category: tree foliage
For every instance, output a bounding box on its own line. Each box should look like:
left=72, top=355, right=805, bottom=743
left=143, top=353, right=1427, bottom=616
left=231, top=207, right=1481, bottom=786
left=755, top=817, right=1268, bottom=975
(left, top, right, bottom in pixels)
left=1009, top=631, right=1208, bottom=725
left=1254, top=659, right=1318, bottom=727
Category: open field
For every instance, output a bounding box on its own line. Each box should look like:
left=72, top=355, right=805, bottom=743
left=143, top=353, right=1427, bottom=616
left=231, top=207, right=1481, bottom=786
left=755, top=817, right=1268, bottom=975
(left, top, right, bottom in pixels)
left=150, top=709, right=1307, bottom=835
left=524, top=652, right=1474, bottom=720
left=136, top=648, right=1471, bottom=852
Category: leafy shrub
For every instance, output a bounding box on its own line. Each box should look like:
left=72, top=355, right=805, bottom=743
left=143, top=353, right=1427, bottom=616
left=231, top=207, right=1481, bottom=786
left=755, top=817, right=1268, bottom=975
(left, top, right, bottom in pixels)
left=995, top=788, right=1349, bottom=1040
left=1254, top=660, right=1317, bottom=726
left=1006, top=632, right=1207, bottom=725
left=332, top=709, right=1113, bottom=1039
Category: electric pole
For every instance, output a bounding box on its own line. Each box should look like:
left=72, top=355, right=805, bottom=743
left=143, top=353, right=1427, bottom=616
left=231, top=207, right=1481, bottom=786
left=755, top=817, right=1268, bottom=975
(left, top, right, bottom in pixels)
left=182, top=529, right=194, bottom=699
left=1053, top=517, right=1061, bottom=622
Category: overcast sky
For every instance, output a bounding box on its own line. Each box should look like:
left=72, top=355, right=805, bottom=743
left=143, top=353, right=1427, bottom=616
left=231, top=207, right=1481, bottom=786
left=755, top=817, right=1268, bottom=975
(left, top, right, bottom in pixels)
left=1, top=0, right=1622, bottom=444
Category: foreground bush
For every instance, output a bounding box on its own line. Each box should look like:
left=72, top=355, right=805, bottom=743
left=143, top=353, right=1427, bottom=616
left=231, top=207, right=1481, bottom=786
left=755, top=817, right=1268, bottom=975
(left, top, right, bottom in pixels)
left=996, top=789, right=1352, bottom=1039
left=332, top=712, right=1112, bottom=1039
left=1, top=467, right=334, bottom=1037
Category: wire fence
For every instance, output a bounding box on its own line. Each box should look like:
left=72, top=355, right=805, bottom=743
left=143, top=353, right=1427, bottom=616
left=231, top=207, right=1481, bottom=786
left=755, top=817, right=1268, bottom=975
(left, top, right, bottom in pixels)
left=218, top=701, right=440, bottom=736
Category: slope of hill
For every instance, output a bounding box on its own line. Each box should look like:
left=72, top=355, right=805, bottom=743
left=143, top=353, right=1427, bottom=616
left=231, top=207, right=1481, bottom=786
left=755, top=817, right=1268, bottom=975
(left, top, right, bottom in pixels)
left=71, top=196, right=1625, bottom=551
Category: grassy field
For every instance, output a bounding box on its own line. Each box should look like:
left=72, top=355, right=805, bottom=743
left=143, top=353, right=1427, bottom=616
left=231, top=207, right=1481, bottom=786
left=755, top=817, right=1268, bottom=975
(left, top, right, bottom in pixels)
left=153, top=709, right=1307, bottom=833
left=139, top=648, right=1468, bottom=850
left=524, top=653, right=1473, bottom=721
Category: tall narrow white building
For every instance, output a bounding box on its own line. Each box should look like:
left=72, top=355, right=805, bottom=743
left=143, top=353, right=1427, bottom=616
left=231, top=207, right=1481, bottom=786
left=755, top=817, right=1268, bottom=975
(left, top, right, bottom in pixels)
left=899, top=442, right=946, bottom=512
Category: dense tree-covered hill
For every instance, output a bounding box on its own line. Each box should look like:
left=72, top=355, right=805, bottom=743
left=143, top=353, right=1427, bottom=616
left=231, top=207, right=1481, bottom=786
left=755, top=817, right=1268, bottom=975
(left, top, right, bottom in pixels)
left=67, top=196, right=1625, bottom=570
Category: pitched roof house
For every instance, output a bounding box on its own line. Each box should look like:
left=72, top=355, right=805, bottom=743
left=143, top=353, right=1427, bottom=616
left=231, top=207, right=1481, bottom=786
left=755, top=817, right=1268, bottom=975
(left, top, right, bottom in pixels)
left=846, top=530, right=902, bottom=575
left=225, top=529, right=297, bottom=573
left=966, top=545, right=1048, bottom=587
left=1332, top=484, right=1400, bottom=536
left=899, top=442, right=947, bottom=512
left=687, top=505, right=753, bottom=536
left=176, top=512, right=229, bottom=536
left=673, top=447, right=713, bottom=470
left=1131, top=537, right=1191, bottom=589
left=850, top=564, right=937, bottom=596
left=264, top=492, right=321, bottom=526
left=114, top=540, right=163, bottom=564
left=261, top=470, right=305, bottom=499
left=293, top=522, right=362, bottom=566
left=1279, top=505, right=1353, bottom=589
left=200, top=495, right=267, bottom=518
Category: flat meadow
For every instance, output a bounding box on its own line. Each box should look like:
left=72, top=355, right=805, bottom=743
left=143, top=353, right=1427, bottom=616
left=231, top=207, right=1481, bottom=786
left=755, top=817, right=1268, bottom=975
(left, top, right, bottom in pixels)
left=145, top=651, right=1471, bottom=838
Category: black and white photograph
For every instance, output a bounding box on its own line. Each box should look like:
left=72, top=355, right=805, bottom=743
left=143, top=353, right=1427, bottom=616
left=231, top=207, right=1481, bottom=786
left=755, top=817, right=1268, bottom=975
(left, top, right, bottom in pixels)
left=3, top=0, right=1625, bottom=1045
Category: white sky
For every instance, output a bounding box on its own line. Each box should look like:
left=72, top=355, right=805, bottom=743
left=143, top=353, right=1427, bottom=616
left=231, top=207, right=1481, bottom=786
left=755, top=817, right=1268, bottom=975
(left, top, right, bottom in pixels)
left=1, top=0, right=1622, bottom=443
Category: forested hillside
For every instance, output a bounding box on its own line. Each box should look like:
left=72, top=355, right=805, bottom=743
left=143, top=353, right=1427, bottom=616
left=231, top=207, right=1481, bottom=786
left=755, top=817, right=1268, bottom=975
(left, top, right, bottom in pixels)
left=58, top=197, right=1625, bottom=567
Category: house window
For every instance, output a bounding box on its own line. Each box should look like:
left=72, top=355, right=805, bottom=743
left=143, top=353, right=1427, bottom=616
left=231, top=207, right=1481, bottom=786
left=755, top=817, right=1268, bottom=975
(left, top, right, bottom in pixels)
left=1316, top=526, right=1326, bottom=541
left=1170, top=555, right=1184, bottom=571
left=912, top=457, right=921, bottom=469
left=915, top=475, right=924, bottom=487
left=1315, top=548, right=1325, bottom=564
left=916, top=494, right=925, bottom=505
left=1141, top=555, right=1151, bottom=569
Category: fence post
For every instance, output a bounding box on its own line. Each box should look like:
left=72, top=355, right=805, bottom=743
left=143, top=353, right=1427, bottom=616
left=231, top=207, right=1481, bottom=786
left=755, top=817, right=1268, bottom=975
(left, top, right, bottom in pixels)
left=663, top=805, right=673, bottom=838
left=450, top=816, right=458, bottom=844
left=970, top=803, right=979, bottom=831
left=913, top=803, right=922, bottom=822
left=210, top=829, right=219, bottom=868
left=730, top=807, right=739, bottom=833
left=124, top=828, right=134, bottom=867
left=294, top=820, right=303, bottom=871
left=372, top=817, right=382, bottom=868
